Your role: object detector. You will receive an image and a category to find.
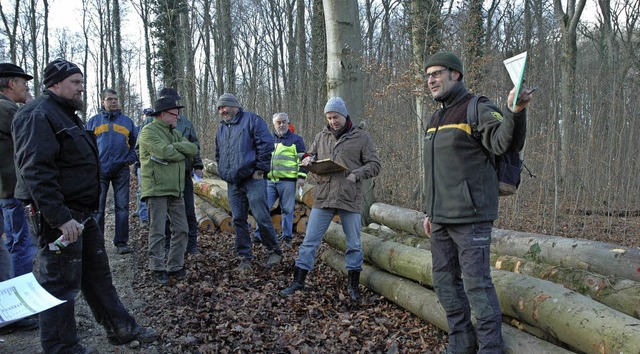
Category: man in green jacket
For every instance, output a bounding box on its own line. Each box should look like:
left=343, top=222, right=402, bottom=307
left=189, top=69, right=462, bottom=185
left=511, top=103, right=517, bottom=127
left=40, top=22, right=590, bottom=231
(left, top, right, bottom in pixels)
left=138, top=96, right=198, bottom=285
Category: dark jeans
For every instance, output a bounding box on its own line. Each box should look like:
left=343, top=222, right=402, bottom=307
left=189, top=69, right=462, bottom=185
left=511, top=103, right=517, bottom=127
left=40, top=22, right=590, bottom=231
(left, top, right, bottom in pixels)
left=228, top=177, right=281, bottom=260
left=164, top=173, right=198, bottom=253
left=1, top=198, right=36, bottom=276
left=97, top=166, right=130, bottom=246
left=430, top=221, right=502, bottom=354
left=37, top=213, right=137, bottom=353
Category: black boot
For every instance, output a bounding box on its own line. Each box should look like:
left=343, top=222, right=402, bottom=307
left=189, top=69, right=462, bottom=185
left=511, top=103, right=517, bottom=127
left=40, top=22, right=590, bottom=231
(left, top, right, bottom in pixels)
left=347, top=270, right=361, bottom=302
left=280, top=266, right=308, bottom=297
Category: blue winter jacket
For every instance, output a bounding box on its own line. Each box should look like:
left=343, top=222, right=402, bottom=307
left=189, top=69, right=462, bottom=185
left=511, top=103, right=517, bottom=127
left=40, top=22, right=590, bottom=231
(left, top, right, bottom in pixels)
left=86, top=109, right=137, bottom=174
left=215, top=109, right=274, bottom=184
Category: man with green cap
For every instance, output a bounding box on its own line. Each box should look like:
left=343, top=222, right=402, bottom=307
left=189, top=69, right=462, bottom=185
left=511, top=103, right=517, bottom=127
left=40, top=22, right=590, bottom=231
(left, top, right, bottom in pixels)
left=422, top=51, right=533, bottom=354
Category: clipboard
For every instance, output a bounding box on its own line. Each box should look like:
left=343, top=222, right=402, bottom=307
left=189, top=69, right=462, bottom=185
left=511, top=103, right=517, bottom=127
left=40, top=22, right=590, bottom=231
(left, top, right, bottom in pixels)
left=301, top=159, right=347, bottom=175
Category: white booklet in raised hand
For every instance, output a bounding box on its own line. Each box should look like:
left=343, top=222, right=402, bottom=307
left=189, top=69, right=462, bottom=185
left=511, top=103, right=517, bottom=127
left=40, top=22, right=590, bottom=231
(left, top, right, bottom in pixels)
left=0, top=273, right=66, bottom=327
left=503, top=51, right=528, bottom=110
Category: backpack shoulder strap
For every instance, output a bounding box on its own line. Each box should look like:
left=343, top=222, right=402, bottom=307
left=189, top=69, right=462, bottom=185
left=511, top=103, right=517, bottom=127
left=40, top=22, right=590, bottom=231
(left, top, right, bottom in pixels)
left=466, top=95, right=495, bottom=168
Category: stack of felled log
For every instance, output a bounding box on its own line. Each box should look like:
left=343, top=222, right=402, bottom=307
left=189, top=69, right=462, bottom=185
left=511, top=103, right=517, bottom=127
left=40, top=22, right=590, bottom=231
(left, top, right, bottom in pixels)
left=320, top=202, right=640, bottom=354
left=193, top=159, right=314, bottom=235
left=195, top=159, right=640, bottom=353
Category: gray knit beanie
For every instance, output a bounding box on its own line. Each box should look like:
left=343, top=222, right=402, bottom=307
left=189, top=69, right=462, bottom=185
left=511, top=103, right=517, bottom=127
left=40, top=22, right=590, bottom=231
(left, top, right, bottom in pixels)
left=425, top=51, right=464, bottom=78
left=216, top=93, right=241, bottom=109
left=324, top=97, right=348, bottom=117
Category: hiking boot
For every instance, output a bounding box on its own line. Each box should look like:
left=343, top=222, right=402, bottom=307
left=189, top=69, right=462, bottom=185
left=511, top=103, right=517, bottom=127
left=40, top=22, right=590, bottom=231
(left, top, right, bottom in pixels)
left=108, top=324, right=159, bottom=345
left=281, top=238, right=292, bottom=249
left=280, top=266, right=308, bottom=297
left=140, top=219, right=149, bottom=228
left=168, top=268, right=187, bottom=279
left=116, top=244, right=131, bottom=254
left=266, top=253, right=283, bottom=268
left=251, top=235, right=262, bottom=245
left=153, top=270, right=168, bottom=285
left=235, top=259, right=252, bottom=271
left=347, top=270, right=361, bottom=302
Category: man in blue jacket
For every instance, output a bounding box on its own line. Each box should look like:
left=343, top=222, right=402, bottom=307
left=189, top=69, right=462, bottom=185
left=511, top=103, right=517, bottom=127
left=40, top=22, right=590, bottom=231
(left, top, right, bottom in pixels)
left=86, top=89, right=137, bottom=254
left=215, top=93, right=283, bottom=271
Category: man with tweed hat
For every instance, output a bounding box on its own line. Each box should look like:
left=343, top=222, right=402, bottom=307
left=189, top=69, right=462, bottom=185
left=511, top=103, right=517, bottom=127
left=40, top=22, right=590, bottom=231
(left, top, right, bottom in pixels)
left=12, top=58, right=158, bottom=353
left=422, top=51, right=533, bottom=354
left=215, top=92, right=283, bottom=271
left=280, top=96, right=381, bottom=302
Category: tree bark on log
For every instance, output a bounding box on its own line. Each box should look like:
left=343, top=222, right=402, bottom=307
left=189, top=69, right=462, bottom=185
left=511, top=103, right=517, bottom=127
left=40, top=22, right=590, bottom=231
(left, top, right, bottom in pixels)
left=491, top=229, right=640, bottom=282
left=193, top=180, right=230, bottom=212
left=322, top=223, right=640, bottom=353
left=319, top=248, right=574, bottom=354
left=194, top=205, right=214, bottom=232
left=194, top=194, right=233, bottom=233
left=368, top=203, right=640, bottom=282
left=369, top=202, right=427, bottom=238
left=493, top=254, right=640, bottom=319
left=202, top=158, right=218, bottom=177
left=296, top=217, right=309, bottom=234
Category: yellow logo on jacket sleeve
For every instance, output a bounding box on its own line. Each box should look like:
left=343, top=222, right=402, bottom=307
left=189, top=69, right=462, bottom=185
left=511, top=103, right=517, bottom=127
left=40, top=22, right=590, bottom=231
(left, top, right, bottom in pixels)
left=492, top=112, right=504, bottom=122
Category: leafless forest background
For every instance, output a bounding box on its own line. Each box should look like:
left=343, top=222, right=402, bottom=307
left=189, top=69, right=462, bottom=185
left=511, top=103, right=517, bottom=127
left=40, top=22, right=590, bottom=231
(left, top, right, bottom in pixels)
left=2, top=0, right=639, bottom=246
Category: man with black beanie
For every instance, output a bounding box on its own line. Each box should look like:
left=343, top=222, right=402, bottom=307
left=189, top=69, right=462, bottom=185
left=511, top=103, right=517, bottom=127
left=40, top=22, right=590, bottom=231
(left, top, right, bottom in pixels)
left=12, top=58, right=158, bottom=353
left=422, top=51, right=533, bottom=354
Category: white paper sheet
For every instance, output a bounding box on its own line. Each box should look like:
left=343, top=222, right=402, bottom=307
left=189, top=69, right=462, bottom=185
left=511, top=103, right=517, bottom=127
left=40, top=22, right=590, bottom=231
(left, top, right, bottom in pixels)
left=0, top=273, right=65, bottom=327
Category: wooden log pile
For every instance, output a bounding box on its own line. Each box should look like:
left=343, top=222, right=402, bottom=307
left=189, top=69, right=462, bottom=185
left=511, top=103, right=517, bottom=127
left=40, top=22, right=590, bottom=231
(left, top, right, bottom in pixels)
left=195, top=159, right=314, bottom=235
left=197, top=159, right=640, bottom=352
left=357, top=202, right=640, bottom=354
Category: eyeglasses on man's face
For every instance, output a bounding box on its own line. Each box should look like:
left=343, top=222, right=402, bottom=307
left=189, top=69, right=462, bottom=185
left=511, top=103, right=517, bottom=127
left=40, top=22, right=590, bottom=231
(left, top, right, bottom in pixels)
left=165, top=111, right=179, bottom=118
left=426, top=68, right=449, bottom=80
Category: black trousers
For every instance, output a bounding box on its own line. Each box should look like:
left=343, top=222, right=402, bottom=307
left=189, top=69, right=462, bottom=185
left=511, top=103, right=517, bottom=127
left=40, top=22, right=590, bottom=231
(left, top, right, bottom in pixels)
left=37, top=214, right=136, bottom=353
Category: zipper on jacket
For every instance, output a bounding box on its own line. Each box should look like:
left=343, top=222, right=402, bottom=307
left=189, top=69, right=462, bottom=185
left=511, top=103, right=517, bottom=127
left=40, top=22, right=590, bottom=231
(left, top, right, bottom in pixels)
left=429, top=109, right=446, bottom=217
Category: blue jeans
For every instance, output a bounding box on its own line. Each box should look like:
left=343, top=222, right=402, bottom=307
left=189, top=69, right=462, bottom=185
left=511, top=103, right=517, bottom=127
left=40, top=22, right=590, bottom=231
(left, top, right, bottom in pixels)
left=254, top=180, right=296, bottom=241
left=0, top=232, right=11, bottom=281
left=164, top=173, right=198, bottom=253
left=97, top=166, right=130, bottom=246
left=136, top=167, right=148, bottom=222
left=296, top=208, right=363, bottom=271
left=1, top=198, right=36, bottom=276
left=430, top=222, right=502, bottom=354
left=228, top=177, right=281, bottom=260
left=37, top=213, right=137, bottom=353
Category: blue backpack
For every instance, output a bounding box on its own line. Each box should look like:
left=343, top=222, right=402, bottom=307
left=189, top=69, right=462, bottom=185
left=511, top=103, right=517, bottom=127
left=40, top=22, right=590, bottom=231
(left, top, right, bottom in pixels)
left=467, top=95, right=531, bottom=196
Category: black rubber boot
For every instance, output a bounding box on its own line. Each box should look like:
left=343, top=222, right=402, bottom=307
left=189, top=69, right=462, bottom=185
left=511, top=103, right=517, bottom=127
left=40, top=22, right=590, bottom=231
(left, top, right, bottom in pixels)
left=280, top=266, right=308, bottom=297
left=347, top=270, right=361, bottom=302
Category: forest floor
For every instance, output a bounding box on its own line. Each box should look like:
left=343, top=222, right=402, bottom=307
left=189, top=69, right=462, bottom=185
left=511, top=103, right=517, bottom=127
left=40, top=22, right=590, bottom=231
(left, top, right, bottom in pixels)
left=1, top=183, right=639, bottom=353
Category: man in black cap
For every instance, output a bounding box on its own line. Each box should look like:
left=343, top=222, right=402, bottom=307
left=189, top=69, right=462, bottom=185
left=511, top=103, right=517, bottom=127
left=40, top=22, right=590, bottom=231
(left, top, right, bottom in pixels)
left=157, top=87, right=204, bottom=255
left=422, top=51, right=533, bottom=354
left=12, top=58, right=159, bottom=353
left=0, top=62, right=38, bottom=333
left=138, top=96, right=197, bottom=285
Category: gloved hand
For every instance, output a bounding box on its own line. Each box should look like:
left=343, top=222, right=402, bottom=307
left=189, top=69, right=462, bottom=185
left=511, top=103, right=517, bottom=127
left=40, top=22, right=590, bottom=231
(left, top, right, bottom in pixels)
left=252, top=170, right=265, bottom=179
left=296, top=178, right=305, bottom=189
left=194, top=169, right=204, bottom=178
left=346, top=173, right=357, bottom=183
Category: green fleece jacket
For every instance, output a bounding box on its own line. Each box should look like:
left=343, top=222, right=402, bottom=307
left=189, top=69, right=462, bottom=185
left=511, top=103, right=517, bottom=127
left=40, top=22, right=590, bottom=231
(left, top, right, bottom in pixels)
left=423, top=82, right=527, bottom=224
left=139, top=118, right=198, bottom=199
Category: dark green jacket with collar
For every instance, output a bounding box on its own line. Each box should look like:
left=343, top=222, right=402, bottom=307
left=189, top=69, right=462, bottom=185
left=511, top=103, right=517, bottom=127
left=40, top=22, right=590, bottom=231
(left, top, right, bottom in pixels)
left=423, top=81, right=527, bottom=224
left=0, top=93, right=19, bottom=198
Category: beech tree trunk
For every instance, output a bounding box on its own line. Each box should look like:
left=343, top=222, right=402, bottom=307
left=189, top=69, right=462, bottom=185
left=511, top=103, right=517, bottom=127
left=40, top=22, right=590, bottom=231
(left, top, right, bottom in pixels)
left=322, top=223, right=640, bottom=353
left=368, top=203, right=640, bottom=282
left=492, top=254, right=640, bottom=319
left=492, top=229, right=640, bottom=282
left=194, top=194, right=232, bottom=233
left=369, top=202, right=428, bottom=238
left=319, top=249, right=574, bottom=354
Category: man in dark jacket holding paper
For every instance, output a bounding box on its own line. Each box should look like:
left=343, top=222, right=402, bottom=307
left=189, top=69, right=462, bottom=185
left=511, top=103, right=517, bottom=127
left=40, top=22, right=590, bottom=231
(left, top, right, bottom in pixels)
left=215, top=93, right=283, bottom=271
left=422, top=51, right=533, bottom=354
left=13, top=58, right=158, bottom=354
